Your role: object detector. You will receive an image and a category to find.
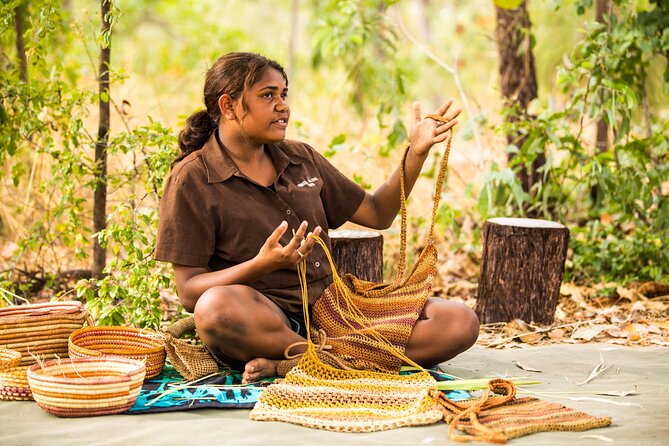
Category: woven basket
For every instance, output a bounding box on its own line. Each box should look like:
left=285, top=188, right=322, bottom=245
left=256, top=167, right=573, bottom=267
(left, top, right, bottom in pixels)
left=27, top=357, right=146, bottom=417
left=68, top=326, right=166, bottom=379
left=160, top=316, right=219, bottom=381
left=0, top=348, right=32, bottom=401
left=0, top=301, right=93, bottom=366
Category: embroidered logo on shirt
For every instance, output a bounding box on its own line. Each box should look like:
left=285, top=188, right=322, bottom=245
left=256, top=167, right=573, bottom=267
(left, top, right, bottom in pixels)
left=297, top=177, right=319, bottom=188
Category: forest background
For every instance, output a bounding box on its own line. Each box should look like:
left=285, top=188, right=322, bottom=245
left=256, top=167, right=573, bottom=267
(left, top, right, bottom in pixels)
left=1, top=0, right=667, bottom=347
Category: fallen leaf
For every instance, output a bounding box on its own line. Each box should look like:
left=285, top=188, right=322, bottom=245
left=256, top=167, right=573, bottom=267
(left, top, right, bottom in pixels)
left=595, top=388, right=637, bottom=397
left=572, top=326, right=607, bottom=341
left=625, top=323, right=641, bottom=341
left=548, top=328, right=565, bottom=340
left=513, top=361, right=542, bottom=373
left=616, top=286, right=639, bottom=301
left=604, top=327, right=628, bottom=338
left=577, top=355, right=613, bottom=386
left=518, top=331, right=544, bottom=344
left=580, top=434, right=614, bottom=442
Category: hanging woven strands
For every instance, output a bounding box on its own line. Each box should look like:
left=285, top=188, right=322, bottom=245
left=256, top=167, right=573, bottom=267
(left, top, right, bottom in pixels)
left=251, top=120, right=454, bottom=432
left=250, top=122, right=612, bottom=441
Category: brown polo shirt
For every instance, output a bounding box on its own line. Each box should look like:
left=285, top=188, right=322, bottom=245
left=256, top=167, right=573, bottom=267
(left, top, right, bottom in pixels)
left=155, top=132, right=366, bottom=313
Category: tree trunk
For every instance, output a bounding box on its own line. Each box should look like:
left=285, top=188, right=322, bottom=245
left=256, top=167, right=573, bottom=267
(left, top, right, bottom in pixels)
left=418, top=0, right=433, bottom=41
left=330, top=230, right=383, bottom=282
left=590, top=0, right=611, bottom=206
left=14, top=4, right=28, bottom=82
left=495, top=2, right=544, bottom=205
left=475, top=218, right=569, bottom=324
left=287, top=0, right=300, bottom=81
left=93, top=0, right=112, bottom=278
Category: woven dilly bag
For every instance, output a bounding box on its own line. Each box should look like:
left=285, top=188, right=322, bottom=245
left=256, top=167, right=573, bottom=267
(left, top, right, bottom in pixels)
left=0, top=301, right=93, bottom=366
left=159, top=316, right=219, bottom=381
left=251, top=118, right=455, bottom=431
left=251, top=124, right=613, bottom=441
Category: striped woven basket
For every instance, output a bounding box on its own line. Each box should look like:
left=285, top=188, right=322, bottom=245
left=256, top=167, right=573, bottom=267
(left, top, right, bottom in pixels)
left=27, top=357, right=146, bottom=417
left=68, top=326, right=166, bottom=379
left=0, top=301, right=93, bottom=366
left=0, top=348, right=32, bottom=401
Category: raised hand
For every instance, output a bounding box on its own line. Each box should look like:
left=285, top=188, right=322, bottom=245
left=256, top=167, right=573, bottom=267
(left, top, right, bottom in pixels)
left=409, top=99, right=461, bottom=157
left=254, top=220, right=322, bottom=272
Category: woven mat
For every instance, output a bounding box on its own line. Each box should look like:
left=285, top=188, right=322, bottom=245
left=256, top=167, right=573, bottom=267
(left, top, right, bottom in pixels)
left=446, top=394, right=612, bottom=442
left=126, top=364, right=469, bottom=414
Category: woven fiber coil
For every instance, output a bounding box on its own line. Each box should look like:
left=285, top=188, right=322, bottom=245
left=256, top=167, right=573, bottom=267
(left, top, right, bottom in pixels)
left=0, top=348, right=32, bottom=401
left=250, top=129, right=613, bottom=441
left=251, top=349, right=444, bottom=432
left=68, top=326, right=166, bottom=379
left=0, top=301, right=93, bottom=366
left=27, top=356, right=146, bottom=417
left=431, top=379, right=612, bottom=443
left=160, top=316, right=219, bottom=381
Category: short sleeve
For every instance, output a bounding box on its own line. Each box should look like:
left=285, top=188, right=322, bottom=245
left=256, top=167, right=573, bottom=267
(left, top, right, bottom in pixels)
left=310, top=149, right=366, bottom=229
left=155, top=170, right=215, bottom=267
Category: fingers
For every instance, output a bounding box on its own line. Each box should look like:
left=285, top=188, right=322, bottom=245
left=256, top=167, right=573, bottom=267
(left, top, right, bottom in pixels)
left=286, top=220, right=309, bottom=251
left=268, top=220, right=288, bottom=244
left=434, top=99, right=454, bottom=117
left=295, top=226, right=322, bottom=262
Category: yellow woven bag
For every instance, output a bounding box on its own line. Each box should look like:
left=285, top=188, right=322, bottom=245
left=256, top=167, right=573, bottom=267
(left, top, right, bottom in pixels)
left=251, top=118, right=453, bottom=432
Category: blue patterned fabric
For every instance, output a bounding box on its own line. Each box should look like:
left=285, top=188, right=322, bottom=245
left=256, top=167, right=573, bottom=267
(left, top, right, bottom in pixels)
left=126, top=364, right=469, bottom=414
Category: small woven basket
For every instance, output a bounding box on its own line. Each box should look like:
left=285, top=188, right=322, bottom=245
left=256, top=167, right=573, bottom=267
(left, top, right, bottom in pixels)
left=68, top=326, right=166, bottom=379
left=0, top=348, right=32, bottom=401
left=0, top=301, right=93, bottom=366
left=27, top=357, right=146, bottom=417
left=160, top=316, right=219, bottom=381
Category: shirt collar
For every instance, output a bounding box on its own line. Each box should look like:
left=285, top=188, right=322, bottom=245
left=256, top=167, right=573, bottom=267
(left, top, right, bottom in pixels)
left=201, top=130, right=304, bottom=184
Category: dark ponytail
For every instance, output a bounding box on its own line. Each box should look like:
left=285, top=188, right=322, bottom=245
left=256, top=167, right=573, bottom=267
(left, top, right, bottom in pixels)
left=175, top=110, right=217, bottom=165
left=173, top=52, right=287, bottom=166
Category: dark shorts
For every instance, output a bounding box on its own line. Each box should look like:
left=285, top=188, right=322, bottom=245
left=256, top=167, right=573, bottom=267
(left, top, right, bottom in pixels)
left=283, top=308, right=308, bottom=339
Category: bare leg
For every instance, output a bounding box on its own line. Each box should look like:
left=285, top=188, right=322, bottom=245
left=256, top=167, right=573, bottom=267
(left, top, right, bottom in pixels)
left=404, top=297, right=479, bottom=367
left=193, top=284, right=306, bottom=383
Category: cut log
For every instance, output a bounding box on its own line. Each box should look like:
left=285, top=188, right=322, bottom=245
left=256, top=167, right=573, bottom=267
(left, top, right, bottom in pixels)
left=475, top=218, right=570, bottom=324
left=329, top=229, right=383, bottom=282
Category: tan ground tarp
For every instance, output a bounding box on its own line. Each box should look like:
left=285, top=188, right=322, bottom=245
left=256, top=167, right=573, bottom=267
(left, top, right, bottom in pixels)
left=1, top=344, right=667, bottom=445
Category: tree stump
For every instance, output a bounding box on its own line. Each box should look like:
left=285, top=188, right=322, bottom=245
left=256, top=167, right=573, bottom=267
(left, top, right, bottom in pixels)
left=475, top=218, right=570, bottom=324
left=329, top=229, right=383, bottom=282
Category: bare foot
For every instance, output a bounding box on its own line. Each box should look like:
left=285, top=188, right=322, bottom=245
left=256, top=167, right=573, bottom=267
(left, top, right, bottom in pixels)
left=242, top=358, right=277, bottom=384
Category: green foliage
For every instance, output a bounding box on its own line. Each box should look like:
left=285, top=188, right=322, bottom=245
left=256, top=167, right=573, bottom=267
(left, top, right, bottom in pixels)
left=0, top=1, right=178, bottom=327
left=480, top=0, right=669, bottom=284
left=310, top=0, right=412, bottom=156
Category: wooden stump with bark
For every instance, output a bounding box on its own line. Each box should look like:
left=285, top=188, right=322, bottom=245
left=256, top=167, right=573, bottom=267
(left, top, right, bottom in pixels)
left=329, top=229, right=383, bottom=283
left=475, top=218, right=570, bottom=324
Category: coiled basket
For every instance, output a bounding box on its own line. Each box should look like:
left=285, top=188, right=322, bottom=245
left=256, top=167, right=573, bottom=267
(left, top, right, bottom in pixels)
left=27, top=357, right=145, bottom=417
left=0, top=348, right=32, bottom=401
left=68, top=326, right=165, bottom=379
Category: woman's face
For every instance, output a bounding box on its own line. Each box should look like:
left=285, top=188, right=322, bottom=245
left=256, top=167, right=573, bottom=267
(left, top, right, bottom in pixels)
left=235, top=67, right=290, bottom=144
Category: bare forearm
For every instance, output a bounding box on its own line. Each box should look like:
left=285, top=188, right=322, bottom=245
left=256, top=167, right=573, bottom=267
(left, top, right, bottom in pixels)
left=175, top=258, right=269, bottom=312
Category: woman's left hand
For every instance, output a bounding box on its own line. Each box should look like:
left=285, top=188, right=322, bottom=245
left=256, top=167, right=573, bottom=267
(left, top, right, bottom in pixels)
left=409, top=99, right=461, bottom=157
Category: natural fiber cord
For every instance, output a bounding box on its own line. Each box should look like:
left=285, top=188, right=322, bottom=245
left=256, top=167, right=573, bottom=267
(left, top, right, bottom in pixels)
left=250, top=126, right=612, bottom=441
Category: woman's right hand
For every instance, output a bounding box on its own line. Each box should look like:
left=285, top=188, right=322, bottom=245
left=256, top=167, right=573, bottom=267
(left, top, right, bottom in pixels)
left=254, top=220, right=322, bottom=272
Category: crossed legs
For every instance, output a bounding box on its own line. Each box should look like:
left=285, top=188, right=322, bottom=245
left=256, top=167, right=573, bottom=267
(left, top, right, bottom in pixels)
left=193, top=285, right=479, bottom=383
